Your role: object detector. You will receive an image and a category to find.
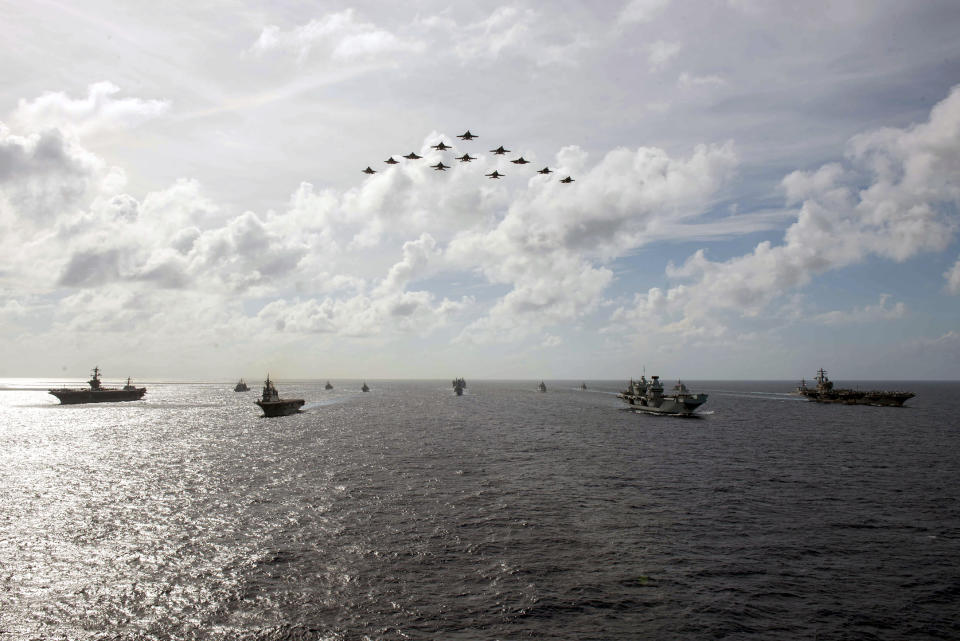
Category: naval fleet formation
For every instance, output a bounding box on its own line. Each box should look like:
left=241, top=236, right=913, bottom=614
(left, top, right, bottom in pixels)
left=47, top=366, right=915, bottom=417
left=360, top=130, right=576, bottom=183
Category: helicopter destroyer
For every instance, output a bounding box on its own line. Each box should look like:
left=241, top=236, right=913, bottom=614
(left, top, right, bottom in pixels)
left=255, top=375, right=304, bottom=417
left=797, top=369, right=914, bottom=406
left=48, top=367, right=146, bottom=404
left=618, top=375, right=708, bottom=416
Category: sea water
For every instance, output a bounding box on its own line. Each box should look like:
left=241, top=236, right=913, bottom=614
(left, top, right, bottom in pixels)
left=1, top=379, right=958, bottom=639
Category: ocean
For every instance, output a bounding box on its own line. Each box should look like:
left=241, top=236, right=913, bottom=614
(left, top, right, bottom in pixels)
left=1, top=379, right=958, bottom=640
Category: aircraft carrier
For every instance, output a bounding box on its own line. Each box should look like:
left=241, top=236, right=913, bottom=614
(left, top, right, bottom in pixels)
left=797, top=369, right=914, bottom=406
left=48, top=367, right=146, bottom=404
left=618, top=375, right=708, bottom=416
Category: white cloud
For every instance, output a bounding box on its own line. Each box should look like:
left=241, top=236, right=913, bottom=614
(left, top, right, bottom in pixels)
left=811, top=294, right=906, bottom=325
left=257, top=291, right=472, bottom=338
left=11, top=82, right=168, bottom=138
left=620, top=0, right=672, bottom=24
left=945, top=257, right=960, bottom=294
left=250, top=10, right=424, bottom=64
left=614, top=85, right=960, bottom=337
left=0, top=125, right=106, bottom=239
left=418, top=7, right=593, bottom=66
left=677, top=72, right=727, bottom=89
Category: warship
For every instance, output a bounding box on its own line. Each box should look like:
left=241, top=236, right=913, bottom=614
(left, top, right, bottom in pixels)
left=452, top=377, right=465, bottom=396
left=255, top=375, right=304, bottom=417
left=618, top=375, right=708, bottom=416
left=48, top=367, right=146, bottom=404
left=234, top=378, right=249, bottom=392
left=580, top=382, right=588, bottom=390
left=797, top=369, right=914, bottom=406
left=325, top=381, right=333, bottom=390
left=538, top=381, right=547, bottom=393
left=361, top=382, right=370, bottom=392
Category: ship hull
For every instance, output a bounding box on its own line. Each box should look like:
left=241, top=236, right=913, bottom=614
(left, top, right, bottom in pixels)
left=799, top=390, right=914, bottom=407
left=256, top=399, right=305, bottom=417
left=618, top=393, right=707, bottom=416
left=49, top=388, right=146, bottom=404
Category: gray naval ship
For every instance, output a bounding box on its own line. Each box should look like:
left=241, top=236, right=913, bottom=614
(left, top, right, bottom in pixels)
left=797, top=369, right=914, bottom=406
left=618, top=375, right=708, bottom=416
left=255, top=375, right=304, bottom=417
left=48, top=366, right=146, bottom=404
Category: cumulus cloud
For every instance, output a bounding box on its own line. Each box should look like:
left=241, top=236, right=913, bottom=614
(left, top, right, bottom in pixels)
left=0, top=85, right=774, bottom=348
left=257, top=291, right=472, bottom=338
left=11, top=82, right=168, bottom=137
left=250, top=9, right=424, bottom=63
left=614, top=85, right=960, bottom=337
left=0, top=125, right=107, bottom=241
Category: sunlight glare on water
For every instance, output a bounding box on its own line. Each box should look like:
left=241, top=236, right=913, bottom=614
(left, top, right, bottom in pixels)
left=1, top=379, right=958, bottom=639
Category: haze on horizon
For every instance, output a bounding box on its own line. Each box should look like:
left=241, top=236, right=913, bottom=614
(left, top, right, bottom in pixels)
left=2, top=0, right=960, bottom=381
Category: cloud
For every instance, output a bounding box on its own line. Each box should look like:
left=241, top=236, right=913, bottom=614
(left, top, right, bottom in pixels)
left=377, top=233, right=440, bottom=294
left=647, top=40, right=682, bottom=70
left=257, top=291, right=472, bottom=338
left=418, top=7, right=592, bottom=66
left=0, top=84, right=773, bottom=348
left=946, top=257, right=960, bottom=294
left=0, top=125, right=106, bottom=228
left=811, top=294, right=906, bottom=325
left=620, top=0, right=672, bottom=24
left=446, top=142, right=740, bottom=341
left=250, top=10, right=424, bottom=64
left=11, top=82, right=169, bottom=137
left=614, top=84, right=960, bottom=337
left=677, top=72, right=727, bottom=89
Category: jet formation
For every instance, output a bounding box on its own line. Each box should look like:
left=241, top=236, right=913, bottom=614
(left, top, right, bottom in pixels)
left=362, top=130, right=574, bottom=183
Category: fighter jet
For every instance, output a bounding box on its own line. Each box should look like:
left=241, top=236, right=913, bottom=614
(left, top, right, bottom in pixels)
left=431, top=162, right=450, bottom=171
left=362, top=166, right=377, bottom=174
left=403, top=152, right=422, bottom=159
left=455, top=153, right=476, bottom=162
left=384, top=157, right=399, bottom=165
left=560, top=176, right=575, bottom=183
left=510, top=157, right=531, bottom=165
left=490, top=146, right=510, bottom=155
left=431, top=141, right=452, bottom=151
left=485, top=170, right=505, bottom=179
left=457, top=130, right=478, bottom=140
left=537, top=167, right=553, bottom=175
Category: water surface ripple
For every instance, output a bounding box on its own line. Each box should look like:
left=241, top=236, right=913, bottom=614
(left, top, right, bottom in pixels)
left=1, top=379, right=958, bottom=639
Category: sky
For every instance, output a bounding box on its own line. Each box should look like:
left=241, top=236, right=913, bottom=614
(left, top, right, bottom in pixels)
left=2, top=0, right=960, bottom=380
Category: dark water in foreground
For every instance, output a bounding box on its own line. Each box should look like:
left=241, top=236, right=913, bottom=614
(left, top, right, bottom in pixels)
left=1, top=379, right=958, bottom=640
